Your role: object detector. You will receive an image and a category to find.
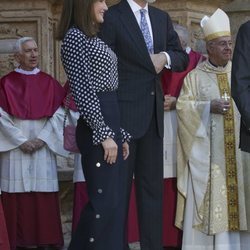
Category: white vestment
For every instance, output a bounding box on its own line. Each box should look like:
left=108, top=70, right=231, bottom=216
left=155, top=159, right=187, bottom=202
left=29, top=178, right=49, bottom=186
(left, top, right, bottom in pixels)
left=0, top=106, right=68, bottom=192
left=176, top=60, right=250, bottom=249
left=67, top=109, right=85, bottom=183
left=163, top=110, right=177, bottom=178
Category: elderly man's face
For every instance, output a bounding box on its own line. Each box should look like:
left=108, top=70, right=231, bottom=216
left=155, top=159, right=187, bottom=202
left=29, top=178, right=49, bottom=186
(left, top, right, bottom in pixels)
left=207, top=36, right=232, bottom=66
left=15, top=40, right=39, bottom=71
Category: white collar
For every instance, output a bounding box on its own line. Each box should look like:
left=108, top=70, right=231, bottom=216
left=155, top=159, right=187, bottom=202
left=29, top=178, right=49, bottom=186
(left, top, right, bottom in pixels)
left=127, top=0, right=149, bottom=14
left=185, top=47, right=191, bottom=54
left=15, top=67, right=40, bottom=75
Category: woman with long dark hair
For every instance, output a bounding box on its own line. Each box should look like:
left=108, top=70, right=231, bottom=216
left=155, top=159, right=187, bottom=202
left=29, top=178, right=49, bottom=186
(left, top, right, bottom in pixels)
left=57, top=0, right=130, bottom=249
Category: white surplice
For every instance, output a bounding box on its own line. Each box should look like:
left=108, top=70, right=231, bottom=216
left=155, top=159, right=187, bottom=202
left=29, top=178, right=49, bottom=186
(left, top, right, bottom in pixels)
left=0, top=106, right=69, bottom=193
left=163, top=110, right=177, bottom=178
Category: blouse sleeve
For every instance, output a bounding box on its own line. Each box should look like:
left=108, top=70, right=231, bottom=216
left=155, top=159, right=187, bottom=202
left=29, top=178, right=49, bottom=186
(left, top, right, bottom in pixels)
left=120, top=128, right=131, bottom=143
left=61, top=29, right=115, bottom=145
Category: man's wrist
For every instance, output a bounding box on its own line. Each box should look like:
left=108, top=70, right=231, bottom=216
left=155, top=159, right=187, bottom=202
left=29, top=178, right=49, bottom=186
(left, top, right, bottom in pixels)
left=160, top=52, right=171, bottom=69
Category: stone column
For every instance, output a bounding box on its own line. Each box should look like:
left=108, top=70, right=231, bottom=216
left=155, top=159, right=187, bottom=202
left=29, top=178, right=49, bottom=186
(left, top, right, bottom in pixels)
left=224, top=0, right=250, bottom=41
left=0, top=39, right=17, bottom=76
left=0, top=0, right=66, bottom=82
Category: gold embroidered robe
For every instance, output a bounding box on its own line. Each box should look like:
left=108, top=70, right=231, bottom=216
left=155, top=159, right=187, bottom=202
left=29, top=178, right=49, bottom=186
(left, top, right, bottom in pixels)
left=175, top=60, right=247, bottom=235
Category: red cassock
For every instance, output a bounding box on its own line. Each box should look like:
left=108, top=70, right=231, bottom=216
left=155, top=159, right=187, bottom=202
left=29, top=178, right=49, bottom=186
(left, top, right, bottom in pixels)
left=162, top=50, right=205, bottom=97
left=0, top=71, right=66, bottom=119
left=0, top=71, right=66, bottom=249
left=1, top=192, right=64, bottom=249
left=0, top=198, right=10, bottom=250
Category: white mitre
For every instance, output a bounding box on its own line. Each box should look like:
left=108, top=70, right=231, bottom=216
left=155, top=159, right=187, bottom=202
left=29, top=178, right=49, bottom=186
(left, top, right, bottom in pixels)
left=200, top=8, right=231, bottom=41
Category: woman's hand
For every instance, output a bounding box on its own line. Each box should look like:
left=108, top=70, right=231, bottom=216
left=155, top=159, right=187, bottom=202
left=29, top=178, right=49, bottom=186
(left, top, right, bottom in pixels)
left=101, top=137, right=118, bottom=165
left=122, top=142, right=129, bottom=160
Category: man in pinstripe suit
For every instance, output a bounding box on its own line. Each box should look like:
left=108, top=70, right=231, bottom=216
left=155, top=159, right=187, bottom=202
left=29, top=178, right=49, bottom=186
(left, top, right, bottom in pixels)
left=232, top=21, right=250, bottom=156
left=100, top=0, right=188, bottom=249
left=232, top=21, right=250, bottom=237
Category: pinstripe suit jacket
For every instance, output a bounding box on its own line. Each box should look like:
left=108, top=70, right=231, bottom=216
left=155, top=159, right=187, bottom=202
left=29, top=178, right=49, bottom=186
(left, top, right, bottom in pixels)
left=100, top=0, right=188, bottom=139
left=232, top=21, right=250, bottom=153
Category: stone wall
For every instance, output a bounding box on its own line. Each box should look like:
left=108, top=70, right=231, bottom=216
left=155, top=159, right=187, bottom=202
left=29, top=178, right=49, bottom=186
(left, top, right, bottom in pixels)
left=224, top=0, right=250, bottom=43
left=0, top=0, right=235, bottom=79
left=0, top=0, right=65, bottom=80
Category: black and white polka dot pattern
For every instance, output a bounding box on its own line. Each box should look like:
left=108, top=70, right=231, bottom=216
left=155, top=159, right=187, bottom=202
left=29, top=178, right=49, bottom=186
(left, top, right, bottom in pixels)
left=61, top=27, right=130, bottom=145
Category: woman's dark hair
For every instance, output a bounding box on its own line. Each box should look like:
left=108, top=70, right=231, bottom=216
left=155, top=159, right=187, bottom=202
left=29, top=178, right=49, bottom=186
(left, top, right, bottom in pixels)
left=57, top=0, right=99, bottom=40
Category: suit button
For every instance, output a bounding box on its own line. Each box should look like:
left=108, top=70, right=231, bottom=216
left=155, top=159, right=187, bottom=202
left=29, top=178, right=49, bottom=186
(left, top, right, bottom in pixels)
left=96, top=162, right=101, bottom=167
left=89, top=237, right=95, bottom=242
left=150, top=91, right=155, bottom=96
left=98, top=189, right=103, bottom=194
left=96, top=214, right=100, bottom=219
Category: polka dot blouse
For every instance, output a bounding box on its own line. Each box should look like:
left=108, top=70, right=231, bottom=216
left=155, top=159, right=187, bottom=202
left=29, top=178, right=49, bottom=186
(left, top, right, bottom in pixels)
left=61, top=27, right=130, bottom=145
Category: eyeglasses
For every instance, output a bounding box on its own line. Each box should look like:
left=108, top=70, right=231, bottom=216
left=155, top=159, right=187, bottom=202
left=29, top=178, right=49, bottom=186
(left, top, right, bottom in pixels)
left=212, top=41, right=233, bottom=48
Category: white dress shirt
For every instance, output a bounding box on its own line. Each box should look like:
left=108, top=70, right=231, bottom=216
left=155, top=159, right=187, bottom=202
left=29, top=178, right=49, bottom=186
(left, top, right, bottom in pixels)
left=127, top=0, right=154, bottom=42
left=127, top=0, right=171, bottom=68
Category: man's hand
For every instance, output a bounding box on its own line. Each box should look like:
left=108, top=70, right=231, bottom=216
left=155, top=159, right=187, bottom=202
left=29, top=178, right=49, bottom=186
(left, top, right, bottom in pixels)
left=101, top=138, right=118, bottom=165
left=30, top=138, right=45, bottom=150
left=19, top=141, right=36, bottom=154
left=164, top=95, right=177, bottom=111
left=210, top=99, right=231, bottom=114
left=20, top=138, right=45, bottom=154
left=150, top=53, right=167, bottom=74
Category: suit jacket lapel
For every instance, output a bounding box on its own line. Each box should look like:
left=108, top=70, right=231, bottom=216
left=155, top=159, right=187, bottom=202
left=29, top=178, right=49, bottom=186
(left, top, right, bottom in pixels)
left=117, top=0, right=154, bottom=68
left=149, top=7, right=161, bottom=54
